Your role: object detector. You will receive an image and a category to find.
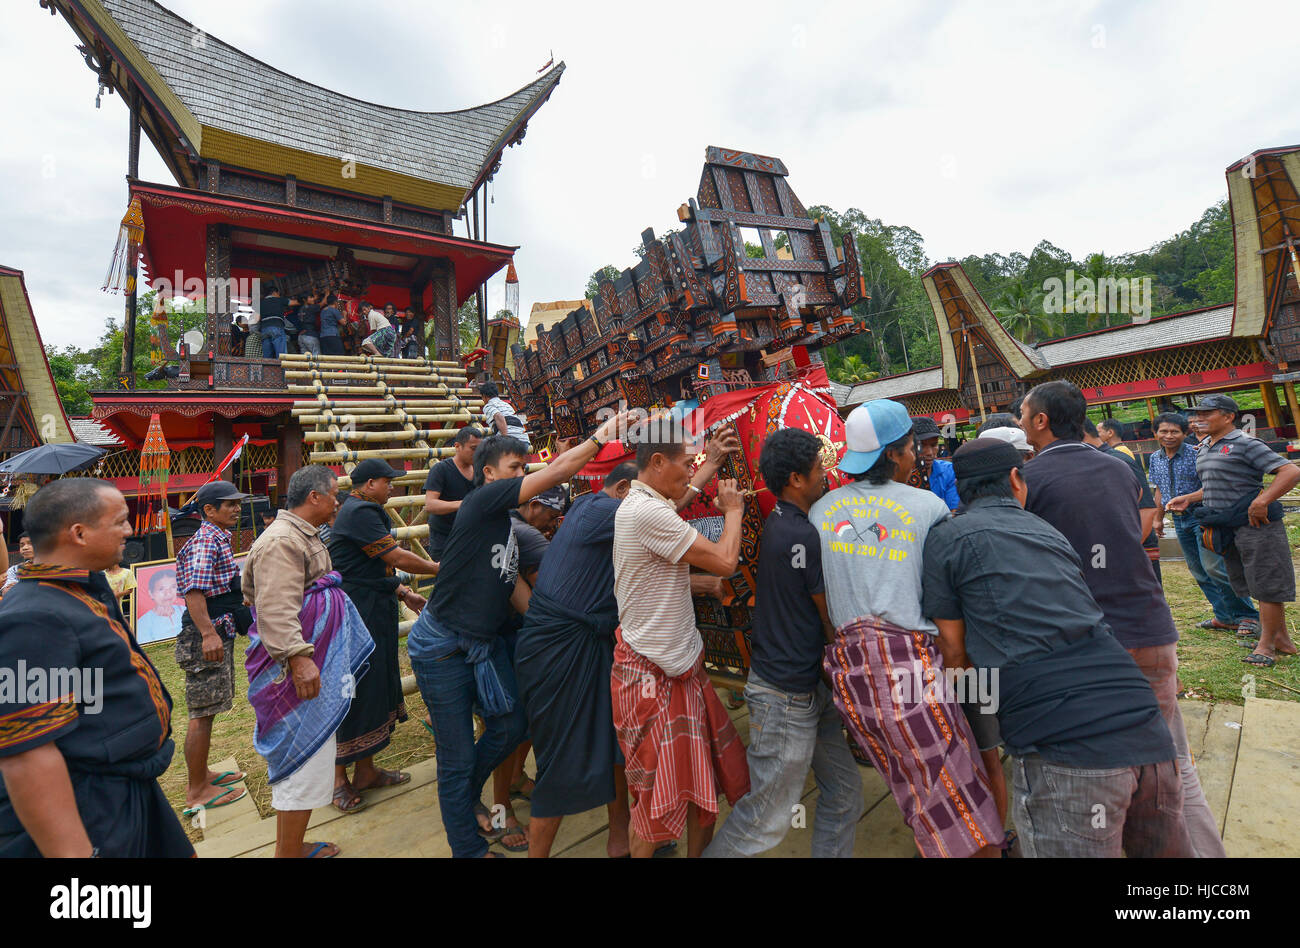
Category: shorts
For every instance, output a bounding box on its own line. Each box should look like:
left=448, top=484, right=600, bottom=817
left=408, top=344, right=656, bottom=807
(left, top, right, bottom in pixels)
left=175, top=612, right=236, bottom=719
left=270, top=734, right=337, bottom=811
left=1226, top=517, right=1296, bottom=603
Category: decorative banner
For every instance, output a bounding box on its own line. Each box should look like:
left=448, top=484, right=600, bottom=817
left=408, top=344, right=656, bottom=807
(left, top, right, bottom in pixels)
left=102, top=195, right=145, bottom=295
left=137, top=413, right=170, bottom=534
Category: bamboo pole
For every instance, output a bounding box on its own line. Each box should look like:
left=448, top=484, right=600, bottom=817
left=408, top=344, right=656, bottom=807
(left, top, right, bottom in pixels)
left=335, top=462, right=541, bottom=491
left=1259, top=382, right=1283, bottom=430
left=1285, top=381, right=1300, bottom=431
left=280, top=353, right=464, bottom=369
left=284, top=369, right=469, bottom=384
left=303, top=426, right=465, bottom=443
left=282, top=360, right=462, bottom=375
left=296, top=412, right=479, bottom=427
left=291, top=398, right=482, bottom=412
left=287, top=384, right=476, bottom=397
left=310, top=446, right=458, bottom=464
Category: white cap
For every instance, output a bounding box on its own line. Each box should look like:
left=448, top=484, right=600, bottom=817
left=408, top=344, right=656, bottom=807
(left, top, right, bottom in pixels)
left=979, top=425, right=1031, bottom=452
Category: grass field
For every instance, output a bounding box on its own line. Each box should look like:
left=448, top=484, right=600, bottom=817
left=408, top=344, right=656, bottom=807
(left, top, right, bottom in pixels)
left=148, top=530, right=1300, bottom=841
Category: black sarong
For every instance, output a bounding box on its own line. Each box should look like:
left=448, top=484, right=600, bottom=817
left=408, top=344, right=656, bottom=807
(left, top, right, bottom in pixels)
left=330, top=497, right=407, bottom=766
left=514, top=590, right=621, bottom=818
left=0, top=739, right=193, bottom=858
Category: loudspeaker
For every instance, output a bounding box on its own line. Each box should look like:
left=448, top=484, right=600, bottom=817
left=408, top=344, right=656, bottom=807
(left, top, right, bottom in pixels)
left=124, top=533, right=169, bottom=565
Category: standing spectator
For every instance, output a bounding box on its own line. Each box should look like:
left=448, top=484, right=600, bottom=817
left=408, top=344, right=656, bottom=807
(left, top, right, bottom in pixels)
left=175, top=481, right=253, bottom=817
left=422, top=426, right=483, bottom=559
left=478, top=381, right=530, bottom=449
left=1148, top=411, right=1258, bottom=632
left=298, top=291, right=322, bottom=358
left=243, top=465, right=366, bottom=858
left=258, top=286, right=289, bottom=359
left=319, top=294, right=345, bottom=357
left=1097, top=418, right=1135, bottom=458
left=104, top=559, right=136, bottom=615
left=284, top=294, right=302, bottom=355
left=1084, top=419, right=1162, bottom=582
left=2, top=532, right=33, bottom=592
left=0, top=479, right=193, bottom=857
left=704, top=428, right=863, bottom=858
left=923, top=439, right=1193, bottom=857
left=1168, top=394, right=1300, bottom=667
left=908, top=416, right=958, bottom=509
left=610, top=422, right=751, bottom=857
left=236, top=303, right=261, bottom=359
left=1018, top=380, right=1225, bottom=857
left=399, top=306, right=423, bottom=359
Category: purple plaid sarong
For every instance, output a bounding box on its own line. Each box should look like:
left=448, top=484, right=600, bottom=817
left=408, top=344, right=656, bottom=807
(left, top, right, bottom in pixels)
left=824, top=615, right=1004, bottom=858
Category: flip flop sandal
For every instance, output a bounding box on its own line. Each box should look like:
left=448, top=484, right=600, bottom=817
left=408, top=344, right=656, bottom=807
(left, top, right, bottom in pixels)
left=182, top=785, right=247, bottom=816
left=420, top=718, right=436, bottom=738
left=509, top=775, right=535, bottom=800
left=1197, top=618, right=1238, bottom=630
left=211, top=770, right=245, bottom=787
left=359, top=768, right=410, bottom=790
left=475, top=802, right=506, bottom=841
left=331, top=785, right=368, bottom=814
left=306, top=841, right=339, bottom=859
left=1237, top=619, right=1261, bottom=633
left=1241, top=653, right=1276, bottom=667
left=495, top=824, right=529, bottom=853
left=1237, top=637, right=1262, bottom=648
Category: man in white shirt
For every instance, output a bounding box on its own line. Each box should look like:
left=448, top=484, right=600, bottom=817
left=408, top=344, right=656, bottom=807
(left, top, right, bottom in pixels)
left=611, top=420, right=751, bottom=857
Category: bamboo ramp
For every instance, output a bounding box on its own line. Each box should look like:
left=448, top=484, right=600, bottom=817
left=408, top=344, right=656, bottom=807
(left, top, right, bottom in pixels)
left=284, top=353, right=486, bottom=564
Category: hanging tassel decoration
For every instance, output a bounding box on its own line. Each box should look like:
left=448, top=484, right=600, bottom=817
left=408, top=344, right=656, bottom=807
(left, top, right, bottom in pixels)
left=102, top=195, right=145, bottom=295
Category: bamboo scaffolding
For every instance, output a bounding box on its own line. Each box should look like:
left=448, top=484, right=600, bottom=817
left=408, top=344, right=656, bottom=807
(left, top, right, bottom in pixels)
left=291, top=398, right=483, bottom=412
left=335, top=462, right=542, bottom=491
left=310, top=446, right=458, bottom=464
left=284, top=369, right=469, bottom=384
left=282, top=360, right=463, bottom=376
left=296, top=413, right=480, bottom=428
left=287, top=384, right=476, bottom=397
left=304, top=426, right=467, bottom=443
left=281, top=353, right=464, bottom=370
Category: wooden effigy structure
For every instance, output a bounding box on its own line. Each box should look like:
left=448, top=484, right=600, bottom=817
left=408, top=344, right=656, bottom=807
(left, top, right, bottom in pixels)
left=503, top=147, right=868, bottom=681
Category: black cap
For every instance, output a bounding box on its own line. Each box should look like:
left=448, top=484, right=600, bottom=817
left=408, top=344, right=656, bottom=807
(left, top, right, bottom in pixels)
left=533, top=486, right=568, bottom=512
left=952, top=438, right=1023, bottom=481
left=193, top=480, right=250, bottom=514
left=910, top=416, right=942, bottom=440
left=350, top=458, right=403, bottom=483
left=1190, top=394, right=1239, bottom=415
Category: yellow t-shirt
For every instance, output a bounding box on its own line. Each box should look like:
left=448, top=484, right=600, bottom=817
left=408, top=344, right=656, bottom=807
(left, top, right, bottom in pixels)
left=106, top=566, right=137, bottom=600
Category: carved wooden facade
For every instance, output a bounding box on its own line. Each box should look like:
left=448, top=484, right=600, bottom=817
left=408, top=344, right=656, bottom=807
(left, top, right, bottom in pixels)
left=506, top=147, right=866, bottom=442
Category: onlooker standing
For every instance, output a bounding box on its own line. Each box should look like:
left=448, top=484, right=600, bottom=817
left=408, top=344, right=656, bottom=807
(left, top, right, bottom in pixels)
left=422, top=426, right=483, bottom=559
left=1018, top=380, right=1225, bottom=857
left=1148, top=411, right=1258, bottom=631
left=704, top=428, right=863, bottom=858
left=399, top=306, right=423, bottom=359
left=1168, top=394, right=1300, bottom=667
left=2, top=532, right=33, bottom=592
left=298, top=291, right=322, bottom=358
left=923, top=439, right=1193, bottom=857
left=259, top=286, right=290, bottom=359
left=0, top=479, right=193, bottom=857
left=1097, top=418, right=1135, bottom=458
left=1084, top=418, right=1162, bottom=581
left=319, top=294, right=345, bottom=357
left=907, top=416, right=958, bottom=509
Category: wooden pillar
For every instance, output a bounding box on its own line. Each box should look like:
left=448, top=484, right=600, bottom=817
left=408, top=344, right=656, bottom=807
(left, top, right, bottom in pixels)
left=120, top=93, right=142, bottom=385
left=1285, top=381, right=1300, bottom=432
left=1259, top=382, right=1284, bottom=430
left=1144, top=398, right=1156, bottom=425
left=214, top=416, right=234, bottom=485
left=276, top=416, right=303, bottom=504
left=963, top=331, right=987, bottom=424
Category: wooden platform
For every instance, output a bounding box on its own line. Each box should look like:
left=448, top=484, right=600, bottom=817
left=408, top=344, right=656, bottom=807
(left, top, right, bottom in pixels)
left=193, top=696, right=1297, bottom=858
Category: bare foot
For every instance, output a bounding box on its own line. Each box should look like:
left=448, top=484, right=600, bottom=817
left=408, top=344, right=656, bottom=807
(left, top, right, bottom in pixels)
left=186, top=783, right=245, bottom=809
left=303, top=841, right=340, bottom=858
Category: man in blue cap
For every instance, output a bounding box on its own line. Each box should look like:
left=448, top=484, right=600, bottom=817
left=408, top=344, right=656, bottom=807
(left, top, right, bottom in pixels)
left=329, top=458, right=441, bottom=813
left=813, top=399, right=1004, bottom=858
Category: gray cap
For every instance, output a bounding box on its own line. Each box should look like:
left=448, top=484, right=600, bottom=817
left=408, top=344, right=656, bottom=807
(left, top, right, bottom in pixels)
left=350, top=458, right=403, bottom=483
left=1190, top=394, right=1239, bottom=415
left=193, top=480, right=250, bottom=513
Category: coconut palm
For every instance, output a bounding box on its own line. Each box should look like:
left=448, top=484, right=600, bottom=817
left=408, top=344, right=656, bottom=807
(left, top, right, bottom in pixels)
left=994, top=278, right=1059, bottom=343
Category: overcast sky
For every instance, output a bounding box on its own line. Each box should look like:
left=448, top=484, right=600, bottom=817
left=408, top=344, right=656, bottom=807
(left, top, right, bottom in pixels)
left=3, top=0, right=1298, bottom=351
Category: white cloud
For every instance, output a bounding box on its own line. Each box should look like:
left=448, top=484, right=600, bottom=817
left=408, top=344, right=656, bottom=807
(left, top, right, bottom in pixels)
left=2, top=0, right=1297, bottom=351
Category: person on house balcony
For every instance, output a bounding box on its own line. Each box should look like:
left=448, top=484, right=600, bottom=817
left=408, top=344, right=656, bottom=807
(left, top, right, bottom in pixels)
left=359, top=302, right=398, bottom=359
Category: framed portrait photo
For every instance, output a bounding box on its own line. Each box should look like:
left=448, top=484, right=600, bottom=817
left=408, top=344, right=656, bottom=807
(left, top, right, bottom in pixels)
left=131, top=559, right=183, bottom=645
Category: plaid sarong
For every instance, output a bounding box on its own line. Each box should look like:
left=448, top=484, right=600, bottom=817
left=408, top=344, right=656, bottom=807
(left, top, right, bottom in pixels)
left=825, top=615, right=1003, bottom=858
left=611, top=629, right=750, bottom=843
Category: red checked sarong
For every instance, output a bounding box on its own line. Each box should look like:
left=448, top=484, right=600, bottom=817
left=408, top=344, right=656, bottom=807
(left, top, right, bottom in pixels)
left=825, top=616, right=1003, bottom=858
left=611, top=629, right=750, bottom=843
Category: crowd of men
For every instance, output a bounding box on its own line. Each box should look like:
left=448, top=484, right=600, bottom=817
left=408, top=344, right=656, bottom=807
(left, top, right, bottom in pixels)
left=0, top=377, right=1294, bottom=858
left=234, top=291, right=425, bottom=361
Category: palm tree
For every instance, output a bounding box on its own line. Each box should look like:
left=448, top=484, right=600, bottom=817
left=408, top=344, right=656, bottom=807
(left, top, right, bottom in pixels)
left=832, top=354, right=878, bottom=385
left=994, top=278, right=1058, bottom=343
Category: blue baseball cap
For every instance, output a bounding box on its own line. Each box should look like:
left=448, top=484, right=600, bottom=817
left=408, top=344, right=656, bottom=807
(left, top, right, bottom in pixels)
left=839, top=399, right=914, bottom=475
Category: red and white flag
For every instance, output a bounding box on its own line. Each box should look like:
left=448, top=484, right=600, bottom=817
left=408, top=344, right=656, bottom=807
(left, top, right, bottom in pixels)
left=206, top=433, right=249, bottom=484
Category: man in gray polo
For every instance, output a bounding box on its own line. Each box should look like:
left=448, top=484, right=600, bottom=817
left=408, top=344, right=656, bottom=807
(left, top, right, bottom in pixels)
left=1168, top=394, right=1300, bottom=667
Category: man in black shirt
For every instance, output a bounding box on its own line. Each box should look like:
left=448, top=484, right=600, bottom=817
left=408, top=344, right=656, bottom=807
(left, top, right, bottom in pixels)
left=1084, top=418, right=1162, bottom=581
left=399, top=306, right=423, bottom=359
left=259, top=286, right=289, bottom=359
left=422, top=426, right=482, bottom=558
left=704, top=429, right=862, bottom=858
left=923, top=439, right=1191, bottom=857
left=0, top=479, right=193, bottom=857
left=1018, top=380, right=1225, bottom=857
left=406, top=412, right=629, bottom=857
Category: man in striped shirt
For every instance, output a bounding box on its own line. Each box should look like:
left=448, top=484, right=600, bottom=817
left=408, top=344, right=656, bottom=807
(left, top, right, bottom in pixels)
left=611, top=424, right=751, bottom=857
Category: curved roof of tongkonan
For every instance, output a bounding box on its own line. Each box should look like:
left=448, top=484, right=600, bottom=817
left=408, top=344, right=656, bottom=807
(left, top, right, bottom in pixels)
left=53, top=0, right=564, bottom=211
left=1225, top=143, right=1300, bottom=339
left=0, top=266, right=75, bottom=450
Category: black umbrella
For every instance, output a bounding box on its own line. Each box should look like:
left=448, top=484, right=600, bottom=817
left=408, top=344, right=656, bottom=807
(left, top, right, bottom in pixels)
left=0, top=442, right=107, bottom=475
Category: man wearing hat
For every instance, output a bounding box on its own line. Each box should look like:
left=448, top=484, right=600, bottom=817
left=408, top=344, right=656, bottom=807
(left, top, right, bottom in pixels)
left=814, top=399, right=1003, bottom=858
left=922, top=439, right=1193, bottom=857
left=175, top=479, right=254, bottom=815
left=908, top=416, right=959, bottom=509
left=329, top=458, right=441, bottom=812
left=1168, top=394, right=1300, bottom=668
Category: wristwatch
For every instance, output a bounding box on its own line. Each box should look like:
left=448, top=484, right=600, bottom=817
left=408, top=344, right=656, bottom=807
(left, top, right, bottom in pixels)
left=588, top=434, right=604, bottom=450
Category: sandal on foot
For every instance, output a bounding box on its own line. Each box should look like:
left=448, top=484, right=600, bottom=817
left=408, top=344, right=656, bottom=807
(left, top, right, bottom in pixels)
left=1236, top=619, right=1261, bottom=634
left=1197, top=618, right=1237, bottom=630
left=475, top=802, right=505, bottom=841
left=1241, top=652, right=1276, bottom=667
left=420, top=718, right=435, bottom=738
left=357, top=768, right=410, bottom=790
left=509, top=775, right=535, bottom=800
left=1237, top=637, right=1262, bottom=648
left=495, top=823, right=529, bottom=853
left=332, top=785, right=367, bottom=814
left=211, top=770, right=245, bottom=787
left=182, top=785, right=247, bottom=816
left=306, top=841, right=339, bottom=858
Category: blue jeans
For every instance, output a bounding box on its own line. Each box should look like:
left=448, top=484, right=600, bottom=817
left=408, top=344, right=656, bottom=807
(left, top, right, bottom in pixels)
left=1178, top=515, right=1258, bottom=623
left=411, top=638, right=527, bottom=858
left=297, top=333, right=321, bottom=357
left=260, top=324, right=288, bottom=359
left=703, top=671, right=862, bottom=858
